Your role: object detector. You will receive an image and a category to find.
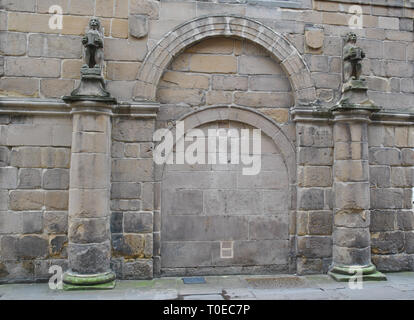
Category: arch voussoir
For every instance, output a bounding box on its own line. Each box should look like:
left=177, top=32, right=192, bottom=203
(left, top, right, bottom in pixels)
left=135, top=15, right=317, bottom=105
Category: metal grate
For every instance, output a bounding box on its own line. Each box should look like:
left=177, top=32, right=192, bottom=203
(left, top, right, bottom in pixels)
left=182, top=277, right=206, bottom=284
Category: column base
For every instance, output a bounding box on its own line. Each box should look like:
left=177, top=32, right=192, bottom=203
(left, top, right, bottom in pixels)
left=62, top=271, right=116, bottom=291
left=328, top=265, right=386, bottom=282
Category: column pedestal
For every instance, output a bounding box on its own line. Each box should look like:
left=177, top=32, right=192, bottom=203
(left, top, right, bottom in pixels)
left=62, top=97, right=116, bottom=290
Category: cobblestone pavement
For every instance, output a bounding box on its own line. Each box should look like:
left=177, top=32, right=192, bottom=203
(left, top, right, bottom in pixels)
left=1, top=272, right=414, bottom=300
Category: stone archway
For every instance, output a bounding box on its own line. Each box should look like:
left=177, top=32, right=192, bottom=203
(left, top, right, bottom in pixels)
left=159, top=106, right=296, bottom=276
left=134, top=15, right=317, bottom=106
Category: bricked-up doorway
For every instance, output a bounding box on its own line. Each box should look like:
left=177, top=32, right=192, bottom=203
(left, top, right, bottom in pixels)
left=158, top=107, right=296, bottom=276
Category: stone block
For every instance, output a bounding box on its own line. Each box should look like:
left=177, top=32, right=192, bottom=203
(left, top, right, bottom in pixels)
left=371, top=188, right=404, bottom=210
left=106, top=80, right=135, bottom=101
left=249, top=75, right=291, bottom=92
left=162, top=215, right=248, bottom=242
left=391, top=167, right=413, bottom=187
left=333, top=246, right=370, bottom=266
left=297, top=188, right=324, bottom=210
left=397, top=210, right=414, bottom=231
left=44, top=211, right=68, bottom=234
left=141, top=182, right=153, bottom=211
left=160, top=71, right=210, bottom=90
left=22, top=211, right=43, bottom=234
left=298, top=147, right=333, bottom=165
left=9, top=190, right=43, bottom=210
left=259, top=108, right=289, bottom=123
left=111, top=182, right=141, bottom=200
left=378, top=17, right=400, bottom=30
left=44, top=191, right=68, bottom=210
left=333, top=227, right=370, bottom=248
left=18, top=168, right=41, bottom=189
left=370, top=166, right=391, bottom=188
left=111, top=199, right=141, bottom=211
left=140, top=143, right=153, bottom=159
left=369, top=147, right=401, bottom=165
left=43, top=168, right=69, bottom=190
left=190, top=55, right=237, bottom=74
left=334, top=182, right=370, bottom=210
left=110, top=212, right=123, bottom=233
left=129, top=15, right=148, bottom=39
left=62, top=59, right=82, bottom=79
left=239, top=56, right=283, bottom=75
left=297, top=124, right=333, bottom=147
left=372, top=254, right=411, bottom=272
left=0, top=77, right=39, bottom=97
left=370, top=210, right=395, bottom=232
left=104, top=38, right=147, bottom=62
left=106, top=62, right=141, bottom=81
left=212, top=75, right=248, bottom=91
left=206, top=91, right=232, bottom=105
left=298, top=166, right=332, bottom=187
left=0, top=32, right=27, bottom=56
left=11, top=147, right=70, bottom=168
left=49, top=235, right=68, bottom=258
left=28, top=34, right=81, bottom=59
left=297, top=236, right=331, bottom=258
left=0, top=190, right=8, bottom=210
left=402, top=149, right=414, bottom=165
left=0, top=147, right=8, bottom=167
left=70, top=153, right=110, bottom=189
left=371, top=231, right=405, bottom=255
left=405, top=232, right=414, bottom=254
left=112, top=233, right=152, bottom=259
left=111, top=18, right=128, bottom=38
left=0, top=167, right=18, bottom=189
left=334, top=210, right=370, bottom=228
left=0, top=211, right=22, bottom=234
left=233, top=92, right=293, bottom=108
left=111, top=158, right=153, bottom=182
left=112, top=119, right=154, bottom=142
left=7, top=12, right=56, bottom=34
left=249, top=216, right=288, bottom=240
left=123, top=212, right=153, bottom=233
left=68, top=241, right=111, bottom=274
left=334, top=160, right=369, bottom=182
left=40, top=79, right=75, bottom=98
left=69, top=189, right=109, bottom=219
left=308, top=211, right=333, bottom=236
left=72, top=132, right=108, bottom=154
left=122, top=259, right=153, bottom=280
left=61, top=15, right=94, bottom=36
left=69, top=218, right=109, bottom=244
left=334, top=123, right=368, bottom=143
left=5, top=57, right=60, bottom=78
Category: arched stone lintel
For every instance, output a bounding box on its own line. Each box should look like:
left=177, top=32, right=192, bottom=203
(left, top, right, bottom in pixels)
left=134, top=15, right=317, bottom=106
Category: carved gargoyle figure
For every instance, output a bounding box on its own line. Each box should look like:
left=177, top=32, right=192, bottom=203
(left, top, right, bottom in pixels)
left=82, top=18, right=104, bottom=69
left=343, top=32, right=365, bottom=83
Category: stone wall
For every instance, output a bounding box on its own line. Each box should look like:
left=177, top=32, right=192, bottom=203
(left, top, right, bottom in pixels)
left=0, top=114, right=71, bottom=282
left=369, top=124, right=414, bottom=271
left=1, top=0, right=414, bottom=109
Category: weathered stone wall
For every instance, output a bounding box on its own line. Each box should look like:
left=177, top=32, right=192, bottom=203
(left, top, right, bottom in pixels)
left=296, top=122, right=334, bottom=274
left=0, top=114, right=71, bottom=282
left=369, top=124, right=414, bottom=271
left=1, top=0, right=414, bottom=109
left=110, top=117, right=156, bottom=279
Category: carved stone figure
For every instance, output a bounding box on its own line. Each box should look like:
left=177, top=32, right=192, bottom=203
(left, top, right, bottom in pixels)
left=343, top=32, right=365, bottom=83
left=82, top=18, right=104, bottom=69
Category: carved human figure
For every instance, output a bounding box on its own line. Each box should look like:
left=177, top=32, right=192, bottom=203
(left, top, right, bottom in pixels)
left=82, top=18, right=104, bottom=68
left=343, top=32, right=365, bottom=83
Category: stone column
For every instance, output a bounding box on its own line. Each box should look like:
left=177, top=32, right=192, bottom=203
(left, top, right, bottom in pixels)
left=329, top=107, right=386, bottom=281
left=62, top=100, right=116, bottom=290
